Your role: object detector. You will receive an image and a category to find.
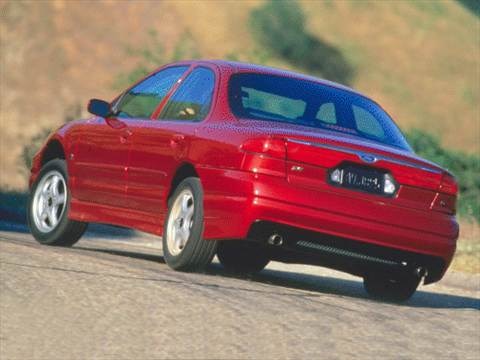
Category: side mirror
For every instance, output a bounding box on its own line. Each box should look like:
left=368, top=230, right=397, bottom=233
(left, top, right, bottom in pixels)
left=87, top=99, right=111, bottom=118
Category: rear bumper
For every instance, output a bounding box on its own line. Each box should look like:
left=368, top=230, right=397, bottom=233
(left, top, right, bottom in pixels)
left=243, top=196, right=456, bottom=283
left=247, top=221, right=448, bottom=284
left=199, top=168, right=458, bottom=282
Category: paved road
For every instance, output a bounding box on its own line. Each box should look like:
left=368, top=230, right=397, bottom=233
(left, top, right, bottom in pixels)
left=1, top=228, right=479, bottom=359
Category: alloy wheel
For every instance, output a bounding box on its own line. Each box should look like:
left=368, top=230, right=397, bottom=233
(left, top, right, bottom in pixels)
left=31, top=170, right=67, bottom=233
left=166, top=189, right=195, bottom=255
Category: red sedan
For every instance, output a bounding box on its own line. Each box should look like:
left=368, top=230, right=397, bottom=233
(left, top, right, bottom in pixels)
left=28, top=60, right=459, bottom=301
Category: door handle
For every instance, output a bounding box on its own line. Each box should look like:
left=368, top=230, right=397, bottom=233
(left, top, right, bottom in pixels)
left=122, top=129, right=133, bottom=137
left=172, top=134, right=185, bottom=142
left=120, top=129, right=132, bottom=143
left=170, top=134, right=185, bottom=147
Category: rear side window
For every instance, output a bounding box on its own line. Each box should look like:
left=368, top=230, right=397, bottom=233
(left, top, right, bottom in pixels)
left=316, top=102, right=337, bottom=124
left=353, top=105, right=385, bottom=139
left=160, top=67, right=215, bottom=121
left=115, top=66, right=188, bottom=119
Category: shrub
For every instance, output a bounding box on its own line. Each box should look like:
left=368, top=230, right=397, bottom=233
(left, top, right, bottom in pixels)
left=21, top=103, right=81, bottom=171
left=113, top=30, right=199, bottom=90
left=406, top=129, right=480, bottom=221
left=21, top=128, right=52, bottom=171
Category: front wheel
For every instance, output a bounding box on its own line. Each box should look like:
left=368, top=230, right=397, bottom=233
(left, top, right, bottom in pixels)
left=27, top=159, right=87, bottom=246
left=363, top=272, right=421, bottom=302
left=162, top=177, right=217, bottom=272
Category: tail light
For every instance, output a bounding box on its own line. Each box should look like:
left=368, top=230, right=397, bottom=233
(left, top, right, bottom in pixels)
left=240, top=137, right=287, bottom=158
left=431, top=173, right=457, bottom=214
left=439, top=173, right=458, bottom=196
left=240, top=137, right=287, bottom=177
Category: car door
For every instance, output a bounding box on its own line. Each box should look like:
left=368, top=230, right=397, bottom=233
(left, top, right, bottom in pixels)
left=126, top=66, right=216, bottom=217
left=72, top=111, right=133, bottom=208
left=73, top=65, right=189, bottom=208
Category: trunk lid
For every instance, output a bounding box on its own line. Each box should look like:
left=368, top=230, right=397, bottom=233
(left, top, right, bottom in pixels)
left=284, top=135, right=444, bottom=191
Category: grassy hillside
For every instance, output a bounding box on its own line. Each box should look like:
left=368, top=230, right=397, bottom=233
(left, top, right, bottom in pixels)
left=1, top=0, right=478, bottom=190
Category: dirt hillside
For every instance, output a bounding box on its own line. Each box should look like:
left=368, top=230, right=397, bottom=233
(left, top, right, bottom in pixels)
left=1, top=0, right=478, bottom=190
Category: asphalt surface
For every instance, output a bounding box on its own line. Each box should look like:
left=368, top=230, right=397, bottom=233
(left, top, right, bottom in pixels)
left=0, top=226, right=479, bottom=359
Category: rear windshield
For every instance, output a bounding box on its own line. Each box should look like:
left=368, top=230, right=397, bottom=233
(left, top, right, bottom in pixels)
left=229, top=73, right=411, bottom=150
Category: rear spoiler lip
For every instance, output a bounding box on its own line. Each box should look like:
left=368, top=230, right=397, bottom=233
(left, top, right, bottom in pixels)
left=285, top=138, right=443, bottom=175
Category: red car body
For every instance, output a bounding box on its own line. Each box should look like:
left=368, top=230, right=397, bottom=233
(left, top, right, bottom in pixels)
left=29, top=60, right=458, bottom=285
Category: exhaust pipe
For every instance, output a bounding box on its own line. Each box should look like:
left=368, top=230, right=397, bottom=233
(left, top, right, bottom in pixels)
left=414, top=267, right=427, bottom=278
left=268, top=233, right=283, bottom=246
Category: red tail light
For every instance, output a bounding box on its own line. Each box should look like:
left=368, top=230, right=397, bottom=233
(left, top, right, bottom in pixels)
left=240, top=137, right=286, bottom=158
left=439, top=173, right=458, bottom=196
left=240, top=137, right=286, bottom=177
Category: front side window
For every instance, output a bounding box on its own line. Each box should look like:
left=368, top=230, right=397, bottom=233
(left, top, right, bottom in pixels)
left=114, top=66, right=188, bottom=119
left=159, top=67, right=215, bottom=121
left=229, top=73, right=411, bottom=150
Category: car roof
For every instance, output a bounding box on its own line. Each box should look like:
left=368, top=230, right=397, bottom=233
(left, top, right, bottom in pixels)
left=186, top=59, right=363, bottom=97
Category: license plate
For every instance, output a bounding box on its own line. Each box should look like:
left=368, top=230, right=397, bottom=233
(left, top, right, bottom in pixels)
left=329, top=164, right=385, bottom=195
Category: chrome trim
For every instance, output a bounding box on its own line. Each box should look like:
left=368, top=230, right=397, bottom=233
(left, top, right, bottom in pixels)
left=286, top=138, right=442, bottom=174
left=32, top=170, right=67, bottom=233
left=166, top=189, right=195, bottom=256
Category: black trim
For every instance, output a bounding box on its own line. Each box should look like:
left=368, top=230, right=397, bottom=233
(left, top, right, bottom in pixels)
left=247, top=221, right=445, bottom=284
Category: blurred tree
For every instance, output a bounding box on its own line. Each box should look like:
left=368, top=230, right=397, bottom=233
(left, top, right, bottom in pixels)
left=171, top=31, right=200, bottom=62
left=113, top=30, right=200, bottom=90
left=457, top=0, right=480, bottom=17
left=249, top=0, right=354, bottom=85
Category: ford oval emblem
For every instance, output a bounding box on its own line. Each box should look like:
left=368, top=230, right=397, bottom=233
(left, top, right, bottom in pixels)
left=359, top=153, right=377, bottom=163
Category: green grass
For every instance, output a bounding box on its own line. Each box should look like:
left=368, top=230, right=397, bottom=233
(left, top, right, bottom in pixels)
left=412, top=1, right=446, bottom=16
left=451, top=220, right=480, bottom=274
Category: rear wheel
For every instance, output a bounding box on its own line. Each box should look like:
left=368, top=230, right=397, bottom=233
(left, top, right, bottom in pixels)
left=217, top=240, right=270, bottom=274
left=28, top=159, right=87, bottom=246
left=162, top=177, right=217, bottom=271
left=363, top=272, right=421, bottom=302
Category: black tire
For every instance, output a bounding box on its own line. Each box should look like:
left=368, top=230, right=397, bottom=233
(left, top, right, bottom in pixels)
left=217, top=240, right=270, bottom=274
left=162, top=177, right=217, bottom=272
left=363, top=272, right=420, bottom=302
left=27, top=159, right=87, bottom=246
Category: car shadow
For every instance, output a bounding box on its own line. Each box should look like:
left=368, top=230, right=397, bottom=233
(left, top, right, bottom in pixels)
left=0, top=220, right=136, bottom=238
left=75, top=246, right=480, bottom=311
left=83, top=223, right=137, bottom=239
left=78, top=246, right=166, bottom=264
